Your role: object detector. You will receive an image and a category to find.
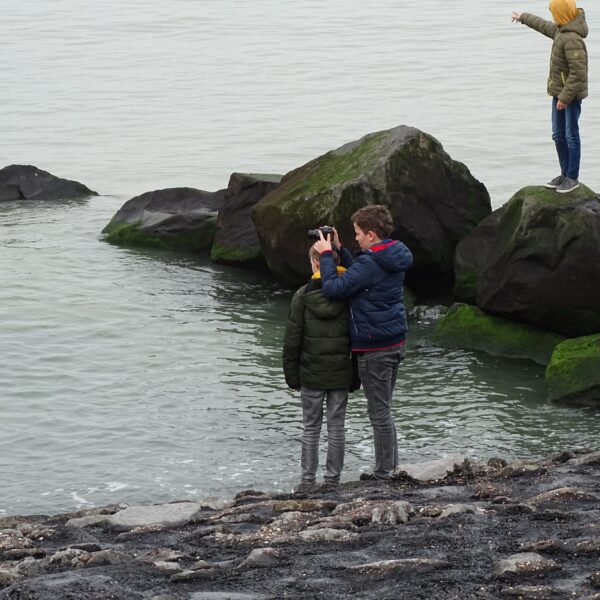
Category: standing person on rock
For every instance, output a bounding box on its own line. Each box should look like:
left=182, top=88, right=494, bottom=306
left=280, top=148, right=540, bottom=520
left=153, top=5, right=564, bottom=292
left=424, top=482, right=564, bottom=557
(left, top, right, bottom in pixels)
left=512, top=0, right=589, bottom=193
left=282, top=245, right=354, bottom=492
left=314, top=205, right=413, bottom=481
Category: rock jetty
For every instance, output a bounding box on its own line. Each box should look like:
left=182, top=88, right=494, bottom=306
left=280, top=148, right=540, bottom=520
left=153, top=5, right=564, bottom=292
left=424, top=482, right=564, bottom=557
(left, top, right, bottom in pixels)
left=1, top=450, right=600, bottom=599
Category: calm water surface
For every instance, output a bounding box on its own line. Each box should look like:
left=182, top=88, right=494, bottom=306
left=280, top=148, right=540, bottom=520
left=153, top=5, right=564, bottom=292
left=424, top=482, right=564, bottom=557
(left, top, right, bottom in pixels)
left=2, top=2, right=600, bottom=515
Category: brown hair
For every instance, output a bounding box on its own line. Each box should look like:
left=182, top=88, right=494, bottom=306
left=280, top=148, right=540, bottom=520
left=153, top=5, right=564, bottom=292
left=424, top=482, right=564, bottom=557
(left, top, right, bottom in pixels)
left=309, top=244, right=340, bottom=266
left=351, top=204, right=394, bottom=239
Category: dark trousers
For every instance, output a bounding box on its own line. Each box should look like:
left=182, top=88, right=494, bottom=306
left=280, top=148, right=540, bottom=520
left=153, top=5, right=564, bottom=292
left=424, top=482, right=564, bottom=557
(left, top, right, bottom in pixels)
left=357, top=346, right=406, bottom=479
left=552, top=96, right=582, bottom=180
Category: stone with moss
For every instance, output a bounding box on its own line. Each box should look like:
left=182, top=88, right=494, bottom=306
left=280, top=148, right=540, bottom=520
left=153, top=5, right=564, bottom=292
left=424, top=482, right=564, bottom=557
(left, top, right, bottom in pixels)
left=102, top=187, right=224, bottom=252
left=545, top=334, right=600, bottom=405
left=434, top=303, right=564, bottom=365
left=210, top=173, right=282, bottom=269
left=474, top=185, right=600, bottom=337
left=252, top=125, right=490, bottom=286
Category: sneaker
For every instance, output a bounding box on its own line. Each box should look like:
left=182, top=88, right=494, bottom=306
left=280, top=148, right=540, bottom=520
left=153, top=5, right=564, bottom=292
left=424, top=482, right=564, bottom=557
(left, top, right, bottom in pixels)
left=556, top=177, right=580, bottom=194
left=543, top=175, right=565, bottom=189
left=292, top=481, right=318, bottom=494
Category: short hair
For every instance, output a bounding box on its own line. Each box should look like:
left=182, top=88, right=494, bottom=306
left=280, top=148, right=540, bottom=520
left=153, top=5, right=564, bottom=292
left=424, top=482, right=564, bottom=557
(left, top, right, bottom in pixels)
left=309, top=244, right=340, bottom=266
left=351, top=204, right=394, bottom=239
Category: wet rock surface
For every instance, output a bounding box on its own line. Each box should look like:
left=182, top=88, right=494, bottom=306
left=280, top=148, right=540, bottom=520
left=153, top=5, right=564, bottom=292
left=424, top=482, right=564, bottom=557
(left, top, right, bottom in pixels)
left=0, top=164, right=98, bottom=202
left=1, top=450, right=599, bottom=599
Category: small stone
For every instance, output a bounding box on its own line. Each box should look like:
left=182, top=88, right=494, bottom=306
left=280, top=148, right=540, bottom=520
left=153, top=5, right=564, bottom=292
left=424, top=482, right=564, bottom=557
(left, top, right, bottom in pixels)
left=496, top=462, right=547, bottom=479
left=65, top=515, right=109, bottom=529
left=152, top=561, right=182, bottom=573
left=0, top=569, right=20, bottom=589
left=439, top=504, right=477, bottom=519
left=494, top=552, right=561, bottom=579
left=86, top=549, right=133, bottom=566
left=348, top=558, right=450, bottom=575
left=590, top=571, right=600, bottom=588
left=272, top=500, right=336, bottom=513
left=139, top=548, right=188, bottom=563
left=170, top=568, right=217, bottom=582
left=575, top=539, right=600, bottom=554
left=47, top=548, right=91, bottom=569
left=190, top=559, right=213, bottom=570
left=238, top=547, right=281, bottom=568
left=419, top=505, right=443, bottom=518
left=518, top=539, right=563, bottom=553
left=62, top=543, right=102, bottom=553
left=297, top=528, right=358, bottom=542
left=107, top=501, right=204, bottom=531
left=371, top=501, right=413, bottom=525
left=472, top=483, right=512, bottom=499
left=526, top=487, right=597, bottom=508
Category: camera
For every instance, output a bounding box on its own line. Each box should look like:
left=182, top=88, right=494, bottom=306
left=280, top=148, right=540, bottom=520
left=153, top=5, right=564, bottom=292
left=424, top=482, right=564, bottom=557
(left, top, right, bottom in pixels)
left=307, top=226, right=334, bottom=241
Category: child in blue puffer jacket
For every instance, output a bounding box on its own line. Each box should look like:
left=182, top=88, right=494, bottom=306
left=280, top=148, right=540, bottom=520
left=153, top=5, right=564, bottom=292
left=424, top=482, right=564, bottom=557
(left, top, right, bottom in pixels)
left=314, top=205, right=413, bottom=480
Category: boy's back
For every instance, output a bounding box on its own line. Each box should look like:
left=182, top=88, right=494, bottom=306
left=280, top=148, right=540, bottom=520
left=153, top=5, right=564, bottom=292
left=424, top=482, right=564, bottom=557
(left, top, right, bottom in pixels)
left=282, top=276, right=352, bottom=390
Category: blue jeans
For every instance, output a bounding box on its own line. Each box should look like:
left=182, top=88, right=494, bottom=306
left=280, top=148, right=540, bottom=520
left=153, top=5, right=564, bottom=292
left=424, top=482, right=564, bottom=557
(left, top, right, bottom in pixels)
left=357, top=346, right=406, bottom=479
left=551, top=97, right=582, bottom=180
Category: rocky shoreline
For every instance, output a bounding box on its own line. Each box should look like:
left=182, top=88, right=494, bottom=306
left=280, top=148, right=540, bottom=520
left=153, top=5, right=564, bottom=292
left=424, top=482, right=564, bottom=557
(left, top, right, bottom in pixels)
left=2, top=450, right=600, bottom=599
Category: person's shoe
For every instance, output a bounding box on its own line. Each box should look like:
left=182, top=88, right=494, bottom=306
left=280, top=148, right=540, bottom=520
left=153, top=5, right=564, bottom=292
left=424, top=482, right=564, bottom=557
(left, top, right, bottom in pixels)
left=543, top=175, right=565, bottom=189
left=359, top=472, right=377, bottom=481
left=556, top=177, right=580, bottom=194
left=292, top=481, right=318, bottom=494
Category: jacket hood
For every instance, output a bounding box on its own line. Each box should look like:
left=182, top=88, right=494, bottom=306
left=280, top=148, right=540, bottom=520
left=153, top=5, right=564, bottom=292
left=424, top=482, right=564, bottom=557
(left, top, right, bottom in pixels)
left=560, top=8, right=588, bottom=37
left=367, top=240, right=413, bottom=273
left=303, top=289, right=346, bottom=319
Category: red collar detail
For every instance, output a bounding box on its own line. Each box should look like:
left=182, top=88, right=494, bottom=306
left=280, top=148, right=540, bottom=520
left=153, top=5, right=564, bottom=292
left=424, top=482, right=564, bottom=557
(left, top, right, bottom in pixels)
left=370, top=240, right=396, bottom=253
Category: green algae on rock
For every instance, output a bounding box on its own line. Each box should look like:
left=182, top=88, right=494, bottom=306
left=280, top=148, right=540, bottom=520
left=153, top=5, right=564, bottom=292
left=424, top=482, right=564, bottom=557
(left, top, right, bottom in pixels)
left=102, top=187, right=224, bottom=252
left=545, top=334, right=600, bottom=405
left=252, top=125, right=490, bottom=286
left=434, top=303, right=565, bottom=365
left=472, top=185, right=600, bottom=337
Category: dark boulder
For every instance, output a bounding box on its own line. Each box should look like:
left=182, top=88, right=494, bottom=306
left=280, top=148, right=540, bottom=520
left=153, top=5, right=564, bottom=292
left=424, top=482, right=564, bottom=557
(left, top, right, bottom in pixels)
left=252, top=125, right=490, bottom=286
left=545, top=334, right=600, bottom=405
left=102, top=187, right=225, bottom=252
left=474, top=185, right=600, bottom=337
left=0, top=164, right=97, bottom=201
left=211, top=173, right=282, bottom=268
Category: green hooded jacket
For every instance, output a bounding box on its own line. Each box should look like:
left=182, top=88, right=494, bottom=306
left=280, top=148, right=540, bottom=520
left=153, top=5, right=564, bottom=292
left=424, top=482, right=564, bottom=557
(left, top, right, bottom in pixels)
left=521, top=9, right=588, bottom=104
left=282, top=277, right=352, bottom=390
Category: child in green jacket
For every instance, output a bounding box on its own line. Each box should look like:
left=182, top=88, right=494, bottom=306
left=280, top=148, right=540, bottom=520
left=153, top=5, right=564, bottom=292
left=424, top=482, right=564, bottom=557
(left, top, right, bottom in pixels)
left=512, top=0, right=588, bottom=193
left=282, top=245, right=352, bottom=490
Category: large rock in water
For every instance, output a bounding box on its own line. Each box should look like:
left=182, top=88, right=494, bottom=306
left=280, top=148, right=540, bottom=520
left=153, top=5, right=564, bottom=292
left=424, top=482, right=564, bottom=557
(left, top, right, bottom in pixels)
left=545, top=334, right=600, bottom=405
left=467, top=185, right=600, bottom=337
left=434, top=303, right=564, bottom=365
left=210, top=173, right=282, bottom=268
left=0, top=164, right=97, bottom=201
left=102, top=187, right=225, bottom=252
left=252, top=125, right=490, bottom=286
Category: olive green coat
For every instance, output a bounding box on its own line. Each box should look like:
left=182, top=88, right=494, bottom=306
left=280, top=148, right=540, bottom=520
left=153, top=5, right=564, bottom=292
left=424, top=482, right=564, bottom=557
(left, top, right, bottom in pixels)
left=282, top=279, right=352, bottom=390
left=521, top=9, right=588, bottom=104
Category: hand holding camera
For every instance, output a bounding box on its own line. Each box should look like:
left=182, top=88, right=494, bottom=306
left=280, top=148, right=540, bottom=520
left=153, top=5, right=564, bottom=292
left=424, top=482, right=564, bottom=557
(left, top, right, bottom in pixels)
left=309, top=225, right=340, bottom=254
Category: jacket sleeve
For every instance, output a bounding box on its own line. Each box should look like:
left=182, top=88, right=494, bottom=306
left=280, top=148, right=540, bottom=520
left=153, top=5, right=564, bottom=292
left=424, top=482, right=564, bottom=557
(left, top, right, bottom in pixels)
left=520, top=13, right=558, bottom=39
left=559, top=38, right=588, bottom=104
left=339, top=246, right=354, bottom=268
left=282, top=290, right=304, bottom=389
left=320, top=252, right=371, bottom=300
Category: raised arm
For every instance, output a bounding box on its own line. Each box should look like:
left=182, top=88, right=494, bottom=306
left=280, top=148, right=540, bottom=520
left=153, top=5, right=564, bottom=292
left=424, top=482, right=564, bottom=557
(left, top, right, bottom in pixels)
left=517, top=12, right=558, bottom=39
left=319, top=252, right=370, bottom=300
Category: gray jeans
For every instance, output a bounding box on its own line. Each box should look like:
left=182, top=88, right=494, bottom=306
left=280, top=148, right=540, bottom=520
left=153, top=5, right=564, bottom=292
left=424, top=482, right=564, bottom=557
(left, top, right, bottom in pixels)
left=300, top=387, right=348, bottom=484
left=357, top=346, right=406, bottom=479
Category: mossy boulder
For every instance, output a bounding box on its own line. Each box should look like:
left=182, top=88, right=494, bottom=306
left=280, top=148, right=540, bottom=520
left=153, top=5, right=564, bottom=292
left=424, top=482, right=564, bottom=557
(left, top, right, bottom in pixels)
left=252, top=125, right=490, bottom=286
left=434, top=303, right=564, bottom=365
left=102, top=187, right=225, bottom=252
left=210, top=173, right=282, bottom=268
left=474, top=185, right=600, bottom=337
left=0, top=164, right=97, bottom=201
left=545, top=334, right=600, bottom=405
left=454, top=205, right=507, bottom=302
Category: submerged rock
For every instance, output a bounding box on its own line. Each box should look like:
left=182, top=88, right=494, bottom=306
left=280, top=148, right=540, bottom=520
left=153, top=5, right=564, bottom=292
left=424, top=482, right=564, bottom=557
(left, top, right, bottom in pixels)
left=434, top=303, right=565, bottom=365
left=494, top=552, right=561, bottom=579
left=252, top=125, right=490, bottom=286
left=102, top=187, right=225, bottom=252
left=470, top=185, right=600, bottom=337
left=545, top=334, right=600, bottom=405
left=0, top=164, right=97, bottom=202
left=210, top=173, right=281, bottom=268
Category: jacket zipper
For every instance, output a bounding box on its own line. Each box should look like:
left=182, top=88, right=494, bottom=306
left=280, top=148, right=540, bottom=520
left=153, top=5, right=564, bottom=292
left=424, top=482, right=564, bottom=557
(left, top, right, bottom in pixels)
left=561, top=72, right=566, bottom=86
left=349, top=306, right=359, bottom=334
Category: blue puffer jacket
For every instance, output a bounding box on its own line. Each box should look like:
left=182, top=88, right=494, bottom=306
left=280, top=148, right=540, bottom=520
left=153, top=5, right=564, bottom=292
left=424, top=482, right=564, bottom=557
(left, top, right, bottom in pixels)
left=320, top=240, right=413, bottom=351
